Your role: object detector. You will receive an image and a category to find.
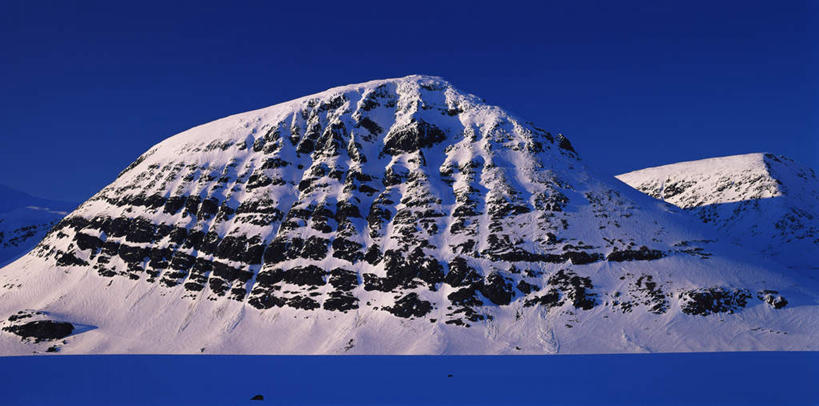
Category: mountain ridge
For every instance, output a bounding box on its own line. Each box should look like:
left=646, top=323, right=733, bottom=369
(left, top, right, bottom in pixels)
left=0, top=184, right=75, bottom=267
left=0, top=75, right=816, bottom=354
left=617, top=152, right=818, bottom=268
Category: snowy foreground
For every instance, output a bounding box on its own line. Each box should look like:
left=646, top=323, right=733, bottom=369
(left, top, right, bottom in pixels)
left=0, top=75, right=817, bottom=354
left=0, top=353, right=817, bottom=405
left=1, top=251, right=818, bottom=354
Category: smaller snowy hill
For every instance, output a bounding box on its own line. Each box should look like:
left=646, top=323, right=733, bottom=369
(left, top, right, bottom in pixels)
left=0, top=185, right=75, bottom=266
left=617, top=153, right=818, bottom=269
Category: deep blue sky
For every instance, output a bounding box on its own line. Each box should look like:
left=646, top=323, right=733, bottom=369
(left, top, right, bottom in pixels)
left=1, top=0, right=816, bottom=202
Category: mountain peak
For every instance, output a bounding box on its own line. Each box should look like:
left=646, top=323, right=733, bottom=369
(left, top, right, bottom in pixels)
left=0, top=80, right=816, bottom=355
left=617, top=152, right=818, bottom=267
left=125, top=75, right=578, bottom=185
left=617, top=152, right=784, bottom=206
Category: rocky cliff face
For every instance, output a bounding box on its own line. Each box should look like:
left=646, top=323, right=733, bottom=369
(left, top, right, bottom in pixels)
left=0, top=76, right=815, bottom=354
left=617, top=153, right=818, bottom=269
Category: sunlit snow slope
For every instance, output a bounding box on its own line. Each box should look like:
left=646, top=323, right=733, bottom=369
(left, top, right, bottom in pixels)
left=1, top=76, right=816, bottom=354
left=617, top=153, right=818, bottom=269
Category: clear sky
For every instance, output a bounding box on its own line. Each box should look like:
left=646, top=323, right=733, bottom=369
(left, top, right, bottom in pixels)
left=1, top=0, right=816, bottom=202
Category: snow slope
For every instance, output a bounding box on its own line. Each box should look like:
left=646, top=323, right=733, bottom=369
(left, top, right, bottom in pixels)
left=617, top=153, right=819, bottom=269
left=0, top=76, right=816, bottom=354
left=0, top=185, right=74, bottom=267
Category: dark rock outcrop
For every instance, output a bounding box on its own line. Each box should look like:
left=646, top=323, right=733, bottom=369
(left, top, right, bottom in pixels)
left=607, top=246, right=665, bottom=262
left=3, top=320, right=74, bottom=342
left=383, top=120, right=446, bottom=155
left=757, top=290, right=788, bottom=309
left=680, top=287, right=751, bottom=316
left=383, top=292, right=433, bottom=318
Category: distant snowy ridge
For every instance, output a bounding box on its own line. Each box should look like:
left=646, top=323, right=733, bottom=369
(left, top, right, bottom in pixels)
left=617, top=153, right=819, bottom=268
left=0, top=76, right=816, bottom=355
left=0, top=185, right=74, bottom=267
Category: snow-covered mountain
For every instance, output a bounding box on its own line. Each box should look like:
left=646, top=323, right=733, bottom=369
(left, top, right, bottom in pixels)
left=1, top=76, right=816, bottom=354
left=0, top=185, right=74, bottom=267
left=617, top=153, right=818, bottom=269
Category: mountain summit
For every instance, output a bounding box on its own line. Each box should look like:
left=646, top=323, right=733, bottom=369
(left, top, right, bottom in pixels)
left=1, top=76, right=816, bottom=354
left=617, top=153, right=818, bottom=269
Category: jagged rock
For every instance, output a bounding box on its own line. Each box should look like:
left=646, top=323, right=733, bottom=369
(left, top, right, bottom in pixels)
left=323, top=291, right=359, bottom=312
left=557, top=134, right=575, bottom=153
left=524, top=288, right=561, bottom=308
left=263, top=238, right=287, bottom=264
left=479, top=272, right=514, bottom=305
left=447, top=287, right=483, bottom=307
left=562, top=251, right=604, bottom=265
left=163, top=196, right=186, bottom=214
left=286, top=295, right=320, bottom=310
left=248, top=292, right=286, bottom=310
left=516, top=280, right=539, bottom=295
left=283, top=265, right=326, bottom=286
left=383, top=120, right=446, bottom=155
left=757, top=290, right=788, bottom=309
left=445, top=257, right=482, bottom=287
left=680, top=288, right=751, bottom=316
left=331, top=238, right=364, bottom=263
left=607, top=246, right=665, bottom=262
left=613, top=274, right=668, bottom=314
left=74, top=233, right=103, bottom=252
left=383, top=293, right=433, bottom=318
left=364, top=245, right=382, bottom=265
left=524, top=270, right=596, bottom=310
left=118, top=245, right=149, bottom=264
left=56, top=252, right=88, bottom=267
left=328, top=268, right=358, bottom=291
left=301, top=236, right=329, bottom=260
left=366, top=248, right=444, bottom=292
left=197, top=198, right=220, bottom=219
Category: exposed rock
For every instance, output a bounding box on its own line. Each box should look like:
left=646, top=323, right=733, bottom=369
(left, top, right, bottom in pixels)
left=331, top=238, right=364, bottom=263
left=283, top=265, right=326, bottom=286
left=607, top=246, right=665, bottom=262
left=56, top=252, right=88, bottom=267
left=3, top=320, right=74, bottom=342
left=323, top=291, right=359, bottom=312
left=328, top=268, right=358, bottom=291
left=524, top=270, right=596, bottom=310
left=516, top=280, right=539, bottom=295
left=479, top=272, right=514, bottom=305
left=365, top=248, right=444, bottom=292
left=680, top=288, right=751, bottom=316
left=383, top=292, right=433, bottom=318
left=757, top=290, right=788, bottom=309
left=364, top=245, right=382, bottom=265
left=383, top=120, right=446, bottom=155
left=286, top=295, right=320, bottom=310
left=612, top=274, right=668, bottom=314
left=445, top=257, right=482, bottom=287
